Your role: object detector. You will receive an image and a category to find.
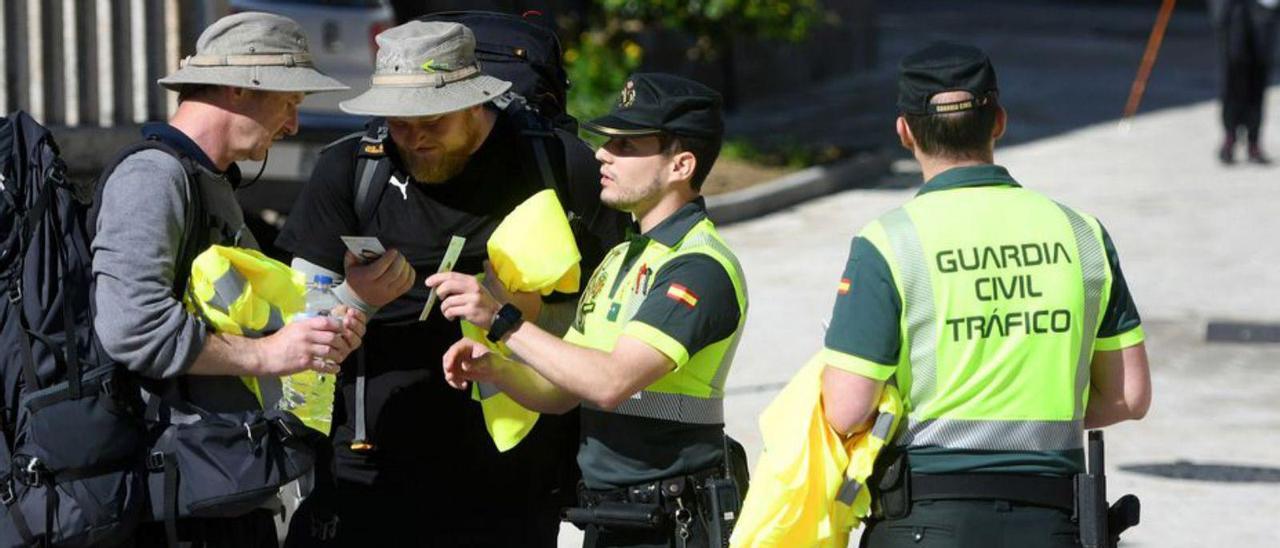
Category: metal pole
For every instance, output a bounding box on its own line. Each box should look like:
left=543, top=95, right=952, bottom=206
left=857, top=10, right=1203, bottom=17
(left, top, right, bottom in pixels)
left=1122, top=0, right=1177, bottom=121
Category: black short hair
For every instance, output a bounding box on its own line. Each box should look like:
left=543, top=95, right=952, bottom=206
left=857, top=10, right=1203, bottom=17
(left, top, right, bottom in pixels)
left=903, top=97, right=999, bottom=160
left=658, top=133, right=722, bottom=192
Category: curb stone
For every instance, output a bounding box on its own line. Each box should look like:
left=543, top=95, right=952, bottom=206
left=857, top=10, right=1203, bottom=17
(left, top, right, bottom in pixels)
left=705, top=152, right=891, bottom=225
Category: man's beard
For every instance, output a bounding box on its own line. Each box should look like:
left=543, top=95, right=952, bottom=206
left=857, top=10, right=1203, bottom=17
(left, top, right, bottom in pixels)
left=401, top=112, right=483, bottom=183
left=601, top=172, right=663, bottom=212
left=407, top=151, right=471, bottom=183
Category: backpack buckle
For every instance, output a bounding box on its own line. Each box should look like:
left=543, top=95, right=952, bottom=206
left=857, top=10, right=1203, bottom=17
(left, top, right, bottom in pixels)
left=12, top=455, right=46, bottom=487
left=7, top=284, right=20, bottom=304
left=45, top=163, right=66, bottom=188
left=272, top=416, right=294, bottom=442
left=245, top=421, right=270, bottom=452
left=147, top=451, right=166, bottom=472
left=0, top=478, right=15, bottom=505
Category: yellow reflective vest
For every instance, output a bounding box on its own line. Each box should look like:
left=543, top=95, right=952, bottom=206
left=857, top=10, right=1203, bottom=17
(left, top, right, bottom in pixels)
left=462, top=189, right=582, bottom=452
left=184, top=245, right=337, bottom=434
left=731, top=354, right=903, bottom=547
left=185, top=245, right=307, bottom=338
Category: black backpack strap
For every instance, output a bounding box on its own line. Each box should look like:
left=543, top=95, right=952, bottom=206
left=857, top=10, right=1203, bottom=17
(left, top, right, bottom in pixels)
left=92, top=138, right=207, bottom=300
left=42, top=164, right=84, bottom=399
left=348, top=348, right=374, bottom=453
left=351, top=122, right=392, bottom=231
left=494, top=92, right=577, bottom=217
left=342, top=122, right=390, bottom=454
left=9, top=154, right=71, bottom=394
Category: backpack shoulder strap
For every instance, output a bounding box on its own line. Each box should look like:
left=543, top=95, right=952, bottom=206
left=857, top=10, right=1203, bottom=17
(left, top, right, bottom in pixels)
left=350, top=122, right=393, bottom=231
left=494, top=91, right=578, bottom=222
left=92, top=139, right=206, bottom=299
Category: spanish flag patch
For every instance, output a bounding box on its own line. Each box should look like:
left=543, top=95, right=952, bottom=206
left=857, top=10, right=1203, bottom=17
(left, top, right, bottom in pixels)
left=666, top=283, right=699, bottom=308
left=837, top=278, right=851, bottom=295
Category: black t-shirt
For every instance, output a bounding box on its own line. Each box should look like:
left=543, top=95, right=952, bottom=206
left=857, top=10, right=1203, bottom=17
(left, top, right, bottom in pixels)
left=276, top=113, right=628, bottom=513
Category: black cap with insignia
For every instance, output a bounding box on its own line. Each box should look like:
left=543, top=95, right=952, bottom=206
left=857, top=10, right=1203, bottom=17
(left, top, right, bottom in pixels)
left=583, top=73, right=724, bottom=140
left=897, top=42, right=999, bottom=116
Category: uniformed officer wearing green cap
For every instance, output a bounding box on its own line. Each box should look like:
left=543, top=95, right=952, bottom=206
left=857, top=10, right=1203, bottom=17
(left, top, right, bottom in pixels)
left=818, top=43, right=1152, bottom=547
left=434, top=73, right=748, bottom=547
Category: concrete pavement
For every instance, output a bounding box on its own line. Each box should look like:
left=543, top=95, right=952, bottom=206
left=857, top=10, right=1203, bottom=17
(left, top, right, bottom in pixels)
left=560, top=91, right=1280, bottom=548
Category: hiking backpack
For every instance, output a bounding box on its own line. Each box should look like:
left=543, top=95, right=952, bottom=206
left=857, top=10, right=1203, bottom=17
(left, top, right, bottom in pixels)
left=0, top=111, right=150, bottom=547
left=421, top=10, right=574, bottom=131
left=1, top=112, right=322, bottom=548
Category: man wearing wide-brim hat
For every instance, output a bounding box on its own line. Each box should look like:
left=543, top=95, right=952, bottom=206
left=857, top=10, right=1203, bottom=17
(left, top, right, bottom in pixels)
left=276, top=19, right=627, bottom=547
left=92, top=11, right=366, bottom=547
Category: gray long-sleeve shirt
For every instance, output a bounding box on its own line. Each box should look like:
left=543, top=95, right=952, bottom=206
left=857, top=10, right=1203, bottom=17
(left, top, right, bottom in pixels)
left=91, top=147, right=257, bottom=405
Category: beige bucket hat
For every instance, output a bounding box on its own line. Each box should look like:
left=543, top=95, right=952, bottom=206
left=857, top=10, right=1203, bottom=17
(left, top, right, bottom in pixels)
left=339, top=21, right=512, bottom=117
left=158, top=12, right=347, bottom=93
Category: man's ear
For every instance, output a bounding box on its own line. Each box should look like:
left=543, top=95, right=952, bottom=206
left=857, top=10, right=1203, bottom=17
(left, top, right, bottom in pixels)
left=669, top=150, right=697, bottom=185
left=896, top=116, right=915, bottom=151
left=223, top=86, right=254, bottom=108
left=993, top=105, right=1007, bottom=141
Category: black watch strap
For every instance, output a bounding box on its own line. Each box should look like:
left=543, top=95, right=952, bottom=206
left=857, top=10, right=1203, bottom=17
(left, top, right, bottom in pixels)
left=487, top=303, right=523, bottom=342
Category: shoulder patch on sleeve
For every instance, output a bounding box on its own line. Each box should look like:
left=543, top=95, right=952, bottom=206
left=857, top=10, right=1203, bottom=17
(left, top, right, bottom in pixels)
left=666, top=283, right=700, bottom=308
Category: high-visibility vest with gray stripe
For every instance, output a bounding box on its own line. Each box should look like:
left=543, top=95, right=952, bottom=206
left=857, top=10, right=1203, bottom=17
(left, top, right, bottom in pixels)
left=564, top=217, right=748, bottom=425
left=185, top=245, right=307, bottom=409
left=861, top=186, right=1112, bottom=455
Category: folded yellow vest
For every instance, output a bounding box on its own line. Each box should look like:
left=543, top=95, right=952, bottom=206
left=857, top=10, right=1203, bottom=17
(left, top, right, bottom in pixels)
left=731, top=354, right=903, bottom=547
left=183, top=245, right=333, bottom=434
left=463, top=189, right=581, bottom=452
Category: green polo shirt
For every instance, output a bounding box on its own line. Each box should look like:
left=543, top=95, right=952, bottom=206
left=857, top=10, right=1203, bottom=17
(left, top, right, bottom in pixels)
left=822, top=165, right=1144, bottom=475
left=571, top=198, right=744, bottom=489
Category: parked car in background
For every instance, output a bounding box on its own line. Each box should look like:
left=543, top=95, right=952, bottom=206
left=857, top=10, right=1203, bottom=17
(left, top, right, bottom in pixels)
left=230, top=0, right=395, bottom=139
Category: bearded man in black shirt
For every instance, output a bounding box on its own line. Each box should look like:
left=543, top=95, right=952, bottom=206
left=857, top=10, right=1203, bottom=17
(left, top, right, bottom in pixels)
left=278, top=21, right=627, bottom=546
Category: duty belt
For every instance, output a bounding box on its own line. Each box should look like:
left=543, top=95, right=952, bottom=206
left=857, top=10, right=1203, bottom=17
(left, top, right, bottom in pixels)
left=579, top=467, right=721, bottom=507
left=909, top=473, right=1076, bottom=512
left=566, top=467, right=721, bottom=539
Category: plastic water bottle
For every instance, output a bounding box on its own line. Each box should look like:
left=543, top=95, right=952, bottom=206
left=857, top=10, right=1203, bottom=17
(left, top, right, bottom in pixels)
left=279, top=274, right=341, bottom=435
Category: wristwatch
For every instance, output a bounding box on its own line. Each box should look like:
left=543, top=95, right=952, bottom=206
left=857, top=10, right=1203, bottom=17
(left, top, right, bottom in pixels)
left=487, top=303, right=523, bottom=342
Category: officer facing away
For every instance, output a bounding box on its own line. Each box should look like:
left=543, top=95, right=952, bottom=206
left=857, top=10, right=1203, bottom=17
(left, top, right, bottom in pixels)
left=819, top=43, right=1152, bottom=547
left=436, top=73, right=747, bottom=548
left=92, top=12, right=366, bottom=546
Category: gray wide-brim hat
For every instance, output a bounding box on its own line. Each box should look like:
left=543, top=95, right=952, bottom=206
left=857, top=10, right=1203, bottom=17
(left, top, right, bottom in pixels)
left=158, top=12, right=347, bottom=93
left=339, top=21, right=511, bottom=118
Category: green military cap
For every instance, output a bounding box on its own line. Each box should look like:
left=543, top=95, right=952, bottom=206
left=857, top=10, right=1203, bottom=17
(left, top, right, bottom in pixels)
left=584, top=73, right=724, bottom=140
left=897, top=42, right=999, bottom=115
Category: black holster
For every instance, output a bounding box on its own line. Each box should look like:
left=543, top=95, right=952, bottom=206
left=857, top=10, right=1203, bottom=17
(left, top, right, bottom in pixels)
left=869, top=449, right=911, bottom=519
left=563, top=501, right=668, bottom=530
left=1076, top=431, right=1141, bottom=548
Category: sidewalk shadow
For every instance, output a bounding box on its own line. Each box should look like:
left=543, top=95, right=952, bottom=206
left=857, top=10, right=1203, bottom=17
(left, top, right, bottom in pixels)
left=1120, top=461, right=1280, bottom=483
